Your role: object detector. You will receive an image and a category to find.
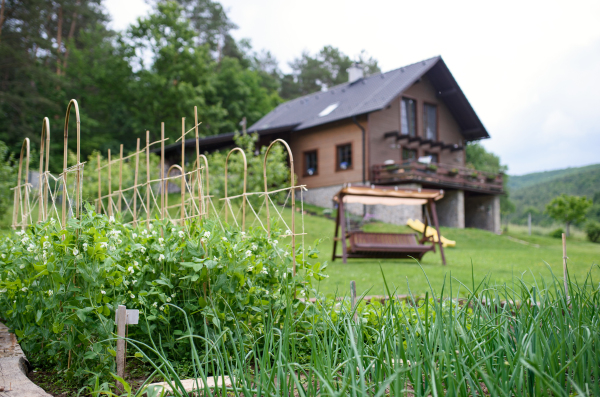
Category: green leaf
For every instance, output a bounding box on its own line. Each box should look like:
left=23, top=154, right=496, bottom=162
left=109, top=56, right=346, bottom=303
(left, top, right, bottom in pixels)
left=134, top=352, right=143, bottom=358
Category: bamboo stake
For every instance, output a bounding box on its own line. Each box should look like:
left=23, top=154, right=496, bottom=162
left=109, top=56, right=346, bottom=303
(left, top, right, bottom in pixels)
left=97, top=153, right=101, bottom=214
left=146, top=131, right=150, bottom=229
left=133, top=138, right=140, bottom=227
left=107, top=149, right=112, bottom=218
left=224, top=148, right=247, bottom=230
left=116, top=305, right=127, bottom=392
left=194, top=107, right=201, bottom=218
left=161, top=123, right=165, bottom=222
left=118, top=144, right=123, bottom=213
left=562, top=233, right=569, bottom=298
left=180, top=119, right=185, bottom=227
left=38, top=118, right=50, bottom=222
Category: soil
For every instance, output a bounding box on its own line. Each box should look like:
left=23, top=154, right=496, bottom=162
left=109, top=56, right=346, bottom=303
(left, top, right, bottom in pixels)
left=27, top=358, right=154, bottom=397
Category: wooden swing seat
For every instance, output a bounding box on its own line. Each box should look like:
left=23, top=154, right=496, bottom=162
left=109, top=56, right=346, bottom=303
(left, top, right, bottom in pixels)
left=347, top=231, right=434, bottom=260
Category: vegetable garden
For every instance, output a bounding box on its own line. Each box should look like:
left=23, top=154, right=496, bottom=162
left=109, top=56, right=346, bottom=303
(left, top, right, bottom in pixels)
left=0, top=100, right=599, bottom=396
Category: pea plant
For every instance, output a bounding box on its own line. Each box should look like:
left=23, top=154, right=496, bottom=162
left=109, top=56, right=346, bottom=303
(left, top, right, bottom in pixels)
left=0, top=204, right=327, bottom=383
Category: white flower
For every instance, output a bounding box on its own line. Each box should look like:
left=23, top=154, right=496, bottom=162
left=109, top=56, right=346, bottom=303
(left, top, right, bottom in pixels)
left=117, top=239, right=122, bottom=245
left=251, top=244, right=257, bottom=250
left=248, top=266, right=254, bottom=272
left=241, top=231, right=246, bottom=236
left=151, top=269, right=155, bottom=273
left=140, top=247, right=146, bottom=253
left=203, top=231, right=211, bottom=239
left=171, top=293, right=175, bottom=298
left=101, top=290, right=106, bottom=295
left=43, top=241, right=51, bottom=249
left=82, top=243, right=88, bottom=250
left=158, top=254, right=165, bottom=261
left=152, top=230, right=157, bottom=236
left=245, top=250, right=252, bottom=257
left=128, top=266, right=134, bottom=274
left=159, top=306, right=164, bottom=311
left=130, top=294, right=135, bottom=299
left=100, top=242, right=108, bottom=249
left=27, top=244, right=35, bottom=252
left=141, top=230, right=148, bottom=236
left=273, top=240, right=278, bottom=245
left=166, top=297, right=171, bottom=302
left=109, top=215, right=115, bottom=223
left=171, top=228, right=176, bottom=232
left=261, top=268, right=268, bottom=275
left=128, top=252, right=133, bottom=257
left=1, top=254, right=5, bottom=259
left=158, top=238, right=164, bottom=244
left=178, top=231, right=184, bottom=238
left=19, top=264, right=25, bottom=269
left=132, top=279, right=137, bottom=285
left=21, top=236, right=30, bottom=245
left=221, top=237, right=227, bottom=242
left=21, top=287, right=28, bottom=292
left=132, top=233, right=138, bottom=239
left=16, top=230, right=25, bottom=236
left=123, top=280, right=130, bottom=286
left=200, top=238, right=206, bottom=244
left=133, top=261, right=139, bottom=268
left=47, top=290, right=53, bottom=296
left=109, top=245, right=115, bottom=251
left=73, top=248, right=79, bottom=256
left=50, top=218, right=55, bottom=225
left=152, top=302, right=158, bottom=307
left=149, top=223, right=153, bottom=230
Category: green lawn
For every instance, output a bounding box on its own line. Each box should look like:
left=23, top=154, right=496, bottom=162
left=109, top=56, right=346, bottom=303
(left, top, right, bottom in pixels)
left=286, top=203, right=600, bottom=297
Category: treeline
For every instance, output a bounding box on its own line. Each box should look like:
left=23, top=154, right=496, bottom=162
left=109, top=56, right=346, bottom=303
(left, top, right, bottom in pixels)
left=0, top=0, right=380, bottom=172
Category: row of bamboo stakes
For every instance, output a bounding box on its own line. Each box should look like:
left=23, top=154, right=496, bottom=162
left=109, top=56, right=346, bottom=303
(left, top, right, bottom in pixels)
left=12, top=99, right=299, bottom=274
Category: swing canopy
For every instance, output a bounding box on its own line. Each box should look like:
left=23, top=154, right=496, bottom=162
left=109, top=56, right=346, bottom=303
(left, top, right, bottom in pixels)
left=332, top=185, right=447, bottom=265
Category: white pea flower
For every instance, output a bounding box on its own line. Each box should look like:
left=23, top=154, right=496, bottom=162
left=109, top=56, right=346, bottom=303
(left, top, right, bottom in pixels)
left=132, top=279, right=137, bottom=285
left=171, top=228, right=176, bottom=232
left=109, top=215, right=115, bottom=223
left=158, top=238, right=164, bottom=244
left=21, top=287, right=28, bottom=292
left=248, top=266, right=254, bottom=272
left=43, top=241, right=51, bottom=249
left=117, top=239, right=122, bottom=245
left=152, top=302, right=158, bottom=307
left=48, top=290, right=53, bottom=296
left=159, top=306, right=164, bottom=311
left=109, top=245, right=115, bottom=251
left=158, top=254, right=165, bottom=261
left=203, top=231, right=211, bottom=239
left=178, top=231, right=184, bottom=238
left=128, top=266, right=134, bottom=274
left=141, top=230, right=148, bottom=236
left=130, top=294, right=135, bottom=299
left=133, top=261, right=139, bottom=268
left=140, top=247, right=146, bottom=253
left=73, top=248, right=79, bottom=256
left=50, top=218, right=55, bottom=225
left=132, top=233, right=138, bottom=239
left=261, top=268, right=268, bottom=275
left=200, top=238, right=206, bottom=244
left=251, top=244, right=257, bottom=251
left=123, top=280, right=130, bottom=286
left=245, top=250, right=252, bottom=257
left=19, top=264, right=25, bottom=269
left=100, top=242, right=108, bottom=249
left=166, top=297, right=171, bottom=302
left=221, top=237, right=227, bottom=242
left=241, top=231, right=246, bottom=236
left=27, top=244, right=35, bottom=252
left=128, top=252, right=133, bottom=258
left=171, top=293, right=175, bottom=298
left=82, top=243, right=88, bottom=250
left=16, top=230, right=25, bottom=236
left=151, top=269, right=155, bottom=273
left=1, top=254, right=5, bottom=259
left=273, top=240, right=278, bottom=245
left=152, top=230, right=157, bottom=236
left=101, top=290, right=106, bottom=295
left=149, top=223, right=153, bottom=230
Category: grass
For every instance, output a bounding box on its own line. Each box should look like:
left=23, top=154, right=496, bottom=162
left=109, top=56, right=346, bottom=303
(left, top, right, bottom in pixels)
left=277, top=202, right=600, bottom=297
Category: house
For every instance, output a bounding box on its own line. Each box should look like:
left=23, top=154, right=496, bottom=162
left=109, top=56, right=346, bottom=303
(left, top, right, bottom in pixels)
left=166, top=56, right=503, bottom=232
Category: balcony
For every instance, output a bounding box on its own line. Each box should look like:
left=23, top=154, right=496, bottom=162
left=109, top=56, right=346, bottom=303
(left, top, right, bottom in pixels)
left=371, top=161, right=504, bottom=194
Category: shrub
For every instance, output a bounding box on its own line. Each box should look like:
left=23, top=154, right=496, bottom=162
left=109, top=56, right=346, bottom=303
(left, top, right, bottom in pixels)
left=0, top=206, right=325, bottom=383
left=585, top=220, right=600, bottom=243
left=549, top=228, right=564, bottom=238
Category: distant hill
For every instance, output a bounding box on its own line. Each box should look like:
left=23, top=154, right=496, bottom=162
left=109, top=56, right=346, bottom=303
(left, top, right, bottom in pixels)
left=508, top=163, right=600, bottom=225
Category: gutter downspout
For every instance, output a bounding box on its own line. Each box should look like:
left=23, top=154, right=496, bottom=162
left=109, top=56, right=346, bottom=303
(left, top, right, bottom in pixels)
left=352, top=115, right=367, bottom=216
left=351, top=115, right=366, bottom=185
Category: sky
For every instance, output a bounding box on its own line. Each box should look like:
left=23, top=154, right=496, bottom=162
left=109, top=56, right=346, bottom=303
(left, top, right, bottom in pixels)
left=104, top=0, right=600, bottom=175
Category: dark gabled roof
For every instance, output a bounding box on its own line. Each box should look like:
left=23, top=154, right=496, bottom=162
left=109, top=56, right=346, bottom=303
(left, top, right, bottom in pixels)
left=249, top=56, right=489, bottom=141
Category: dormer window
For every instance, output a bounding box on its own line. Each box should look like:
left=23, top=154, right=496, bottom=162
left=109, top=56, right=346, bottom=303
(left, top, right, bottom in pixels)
left=423, top=103, right=438, bottom=140
left=401, top=97, right=416, bottom=137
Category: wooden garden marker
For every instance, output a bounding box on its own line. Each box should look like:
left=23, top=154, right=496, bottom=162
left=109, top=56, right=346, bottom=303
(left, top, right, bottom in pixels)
left=116, top=305, right=139, bottom=390
left=562, top=233, right=569, bottom=299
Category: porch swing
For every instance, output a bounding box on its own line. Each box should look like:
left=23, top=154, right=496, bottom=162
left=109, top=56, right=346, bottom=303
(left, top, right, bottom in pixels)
left=332, top=185, right=447, bottom=265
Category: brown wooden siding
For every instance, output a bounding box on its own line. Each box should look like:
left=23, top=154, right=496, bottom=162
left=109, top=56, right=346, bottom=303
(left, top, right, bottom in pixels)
left=367, top=97, right=402, bottom=168
left=288, top=119, right=366, bottom=189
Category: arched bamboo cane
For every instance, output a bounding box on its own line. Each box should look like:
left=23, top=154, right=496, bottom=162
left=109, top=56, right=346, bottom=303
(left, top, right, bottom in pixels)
left=62, top=99, right=81, bottom=227
left=224, top=148, right=247, bottom=230
left=38, top=118, right=50, bottom=222
left=164, top=164, right=184, bottom=224
left=263, top=139, right=296, bottom=275
left=12, top=138, right=30, bottom=230
left=190, top=154, right=209, bottom=218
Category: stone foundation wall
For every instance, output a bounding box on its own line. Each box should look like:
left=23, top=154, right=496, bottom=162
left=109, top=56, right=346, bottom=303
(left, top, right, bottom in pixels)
left=465, top=194, right=501, bottom=233
left=436, top=190, right=465, bottom=228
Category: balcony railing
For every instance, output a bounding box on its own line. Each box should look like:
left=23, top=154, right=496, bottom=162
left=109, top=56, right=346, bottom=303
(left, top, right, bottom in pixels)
left=371, top=161, right=504, bottom=194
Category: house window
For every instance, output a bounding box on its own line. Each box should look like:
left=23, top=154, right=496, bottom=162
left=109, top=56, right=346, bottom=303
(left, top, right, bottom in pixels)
left=401, top=97, right=416, bottom=137
left=423, top=103, right=437, bottom=140
left=336, top=143, right=352, bottom=171
left=402, top=148, right=417, bottom=161
left=425, top=152, right=439, bottom=163
left=304, top=150, right=318, bottom=176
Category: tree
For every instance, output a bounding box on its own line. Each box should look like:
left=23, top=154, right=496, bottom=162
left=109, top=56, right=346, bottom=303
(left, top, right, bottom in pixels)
left=0, top=140, right=15, bottom=220
left=280, top=46, right=380, bottom=99
left=545, top=195, right=592, bottom=237
left=465, top=142, right=507, bottom=174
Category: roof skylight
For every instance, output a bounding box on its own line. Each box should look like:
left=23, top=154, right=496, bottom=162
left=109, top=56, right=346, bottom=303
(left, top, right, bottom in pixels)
left=318, top=102, right=339, bottom=117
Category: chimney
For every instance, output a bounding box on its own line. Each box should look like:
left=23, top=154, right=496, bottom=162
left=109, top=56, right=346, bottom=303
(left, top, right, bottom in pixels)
left=347, top=62, right=364, bottom=83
